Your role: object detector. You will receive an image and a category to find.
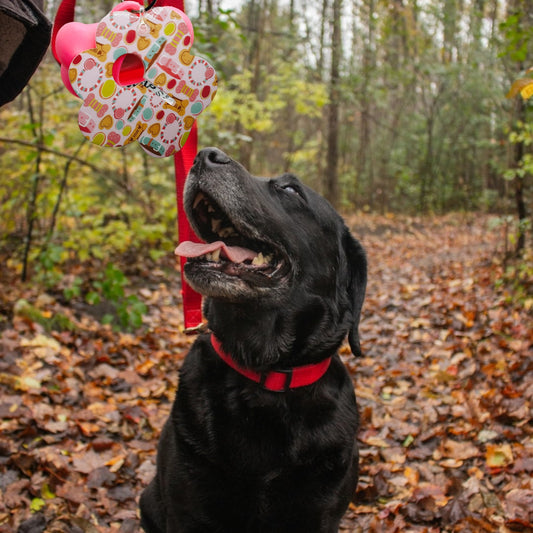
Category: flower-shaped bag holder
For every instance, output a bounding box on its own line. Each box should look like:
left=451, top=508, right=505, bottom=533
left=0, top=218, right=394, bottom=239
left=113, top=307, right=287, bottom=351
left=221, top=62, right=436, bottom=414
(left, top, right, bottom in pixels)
left=54, top=1, right=217, bottom=158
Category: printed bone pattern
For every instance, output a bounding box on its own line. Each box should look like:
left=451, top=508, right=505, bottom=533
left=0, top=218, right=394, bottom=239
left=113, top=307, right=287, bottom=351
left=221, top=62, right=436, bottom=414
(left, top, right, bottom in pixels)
left=69, top=6, right=217, bottom=157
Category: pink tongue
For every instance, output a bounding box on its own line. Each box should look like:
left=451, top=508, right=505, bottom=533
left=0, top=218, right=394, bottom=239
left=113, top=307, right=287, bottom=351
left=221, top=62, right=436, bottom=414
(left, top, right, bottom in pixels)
left=175, top=241, right=258, bottom=263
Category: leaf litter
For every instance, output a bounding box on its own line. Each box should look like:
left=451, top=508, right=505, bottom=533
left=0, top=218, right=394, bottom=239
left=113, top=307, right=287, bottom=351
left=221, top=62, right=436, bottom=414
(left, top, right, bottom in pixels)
left=0, top=214, right=531, bottom=532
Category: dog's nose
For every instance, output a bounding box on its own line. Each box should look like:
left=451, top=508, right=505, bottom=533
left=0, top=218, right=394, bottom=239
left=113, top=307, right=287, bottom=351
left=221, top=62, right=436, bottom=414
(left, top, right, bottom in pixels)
left=196, top=148, right=231, bottom=167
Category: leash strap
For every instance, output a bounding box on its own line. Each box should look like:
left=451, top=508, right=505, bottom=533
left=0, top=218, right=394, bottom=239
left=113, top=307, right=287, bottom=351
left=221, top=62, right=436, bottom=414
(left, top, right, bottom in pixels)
left=173, top=123, right=203, bottom=331
left=52, top=0, right=204, bottom=331
left=211, top=335, right=332, bottom=392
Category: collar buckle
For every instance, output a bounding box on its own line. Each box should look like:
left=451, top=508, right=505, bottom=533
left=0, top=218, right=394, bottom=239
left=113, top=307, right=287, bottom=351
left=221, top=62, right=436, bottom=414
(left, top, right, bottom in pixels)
left=260, top=368, right=293, bottom=392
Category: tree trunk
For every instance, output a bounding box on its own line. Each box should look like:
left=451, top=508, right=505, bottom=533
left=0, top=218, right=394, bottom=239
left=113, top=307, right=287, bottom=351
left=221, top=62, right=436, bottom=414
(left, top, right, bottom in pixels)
left=238, top=0, right=265, bottom=169
left=21, top=89, right=43, bottom=282
left=505, top=0, right=531, bottom=255
left=355, top=0, right=375, bottom=208
left=325, top=0, right=342, bottom=208
left=317, top=0, right=329, bottom=79
left=511, top=97, right=527, bottom=255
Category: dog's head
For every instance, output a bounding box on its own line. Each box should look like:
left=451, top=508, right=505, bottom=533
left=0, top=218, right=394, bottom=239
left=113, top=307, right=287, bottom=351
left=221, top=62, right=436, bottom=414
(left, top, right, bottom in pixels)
left=177, top=148, right=367, bottom=363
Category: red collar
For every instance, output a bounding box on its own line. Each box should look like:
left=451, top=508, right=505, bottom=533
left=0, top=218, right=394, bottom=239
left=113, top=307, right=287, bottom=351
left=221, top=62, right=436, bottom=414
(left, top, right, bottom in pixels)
left=210, top=334, right=332, bottom=392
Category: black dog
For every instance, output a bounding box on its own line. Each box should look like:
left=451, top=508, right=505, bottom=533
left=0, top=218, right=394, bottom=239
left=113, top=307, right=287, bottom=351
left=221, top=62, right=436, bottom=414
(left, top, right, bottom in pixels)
left=140, top=148, right=367, bottom=533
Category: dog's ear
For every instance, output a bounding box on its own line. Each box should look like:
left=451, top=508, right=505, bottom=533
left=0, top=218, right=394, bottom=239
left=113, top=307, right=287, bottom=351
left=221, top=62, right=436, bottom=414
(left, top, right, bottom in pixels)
left=342, top=228, right=367, bottom=357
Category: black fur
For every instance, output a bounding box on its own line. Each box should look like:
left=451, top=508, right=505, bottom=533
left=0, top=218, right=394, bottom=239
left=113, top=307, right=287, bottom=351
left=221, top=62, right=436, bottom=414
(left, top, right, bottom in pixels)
left=140, top=148, right=367, bottom=533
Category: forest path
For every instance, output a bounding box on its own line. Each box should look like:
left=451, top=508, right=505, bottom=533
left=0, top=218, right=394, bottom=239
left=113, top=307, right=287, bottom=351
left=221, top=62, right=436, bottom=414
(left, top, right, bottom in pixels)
left=342, top=213, right=532, bottom=532
left=0, top=214, right=531, bottom=532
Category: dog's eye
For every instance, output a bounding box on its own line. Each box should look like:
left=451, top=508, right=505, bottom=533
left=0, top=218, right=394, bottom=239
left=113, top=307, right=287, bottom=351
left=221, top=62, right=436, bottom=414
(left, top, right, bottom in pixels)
left=281, top=185, right=301, bottom=196
left=272, top=179, right=305, bottom=201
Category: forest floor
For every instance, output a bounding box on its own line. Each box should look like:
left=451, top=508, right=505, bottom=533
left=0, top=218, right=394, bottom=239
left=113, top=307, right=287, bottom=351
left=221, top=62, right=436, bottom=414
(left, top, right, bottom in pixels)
left=0, top=213, right=531, bottom=533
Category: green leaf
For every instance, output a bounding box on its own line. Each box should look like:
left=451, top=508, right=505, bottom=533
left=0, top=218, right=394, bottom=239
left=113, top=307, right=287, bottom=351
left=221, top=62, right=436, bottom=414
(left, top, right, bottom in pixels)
left=403, top=434, right=415, bottom=448
left=85, top=291, right=100, bottom=305
left=30, top=497, right=45, bottom=512
left=101, top=313, right=114, bottom=325
left=63, top=276, right=82, bottom=300
left=149, top=249, right=166, bottom=261
left=43, top=132, right=55, bottom=146
left=41, top=483, right=56, bottom=500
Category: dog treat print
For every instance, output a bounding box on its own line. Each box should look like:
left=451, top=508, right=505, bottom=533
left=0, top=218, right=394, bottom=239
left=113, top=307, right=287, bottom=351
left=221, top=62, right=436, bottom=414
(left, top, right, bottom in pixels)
left=67, top=4, right=217, bottom=157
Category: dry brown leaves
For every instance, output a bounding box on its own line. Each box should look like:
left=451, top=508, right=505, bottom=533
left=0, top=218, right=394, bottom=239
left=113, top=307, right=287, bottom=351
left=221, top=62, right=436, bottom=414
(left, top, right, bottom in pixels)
left=342, top=214, right=532, bottom=532
left=0, top=214, right=531, bottom=533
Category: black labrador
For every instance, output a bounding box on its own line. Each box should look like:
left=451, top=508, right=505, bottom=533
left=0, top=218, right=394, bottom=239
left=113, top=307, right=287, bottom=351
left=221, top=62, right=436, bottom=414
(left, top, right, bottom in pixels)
left=140, top=148, right=367, bottom=533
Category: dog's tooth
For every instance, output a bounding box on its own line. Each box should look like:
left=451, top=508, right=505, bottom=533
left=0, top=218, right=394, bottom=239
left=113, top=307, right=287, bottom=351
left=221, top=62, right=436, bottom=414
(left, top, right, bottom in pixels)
left=193, top=193, right=205, bottom=209
left=264, top=254, right=272, bottom=264
left=252, top=253, right=265, bottom=266
left=219, top=227, right=234, bottom=238
left=211, top=218, right=222, bottom=233
left=211, top=248, right=221, bottom=262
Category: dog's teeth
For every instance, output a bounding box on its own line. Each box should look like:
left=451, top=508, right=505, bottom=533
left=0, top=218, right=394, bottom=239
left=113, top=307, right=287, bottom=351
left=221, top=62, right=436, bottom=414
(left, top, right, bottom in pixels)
left=204, top=249, right=221, bottom=262
left=193, top=193, right=205, bottom=209
left=252, top=253, right=273, bottom=266
left=252, top=253, right=264, bottom=266
left=219, top=227, right=236, bottom=238
left=211, top=218, right=222, bottom=233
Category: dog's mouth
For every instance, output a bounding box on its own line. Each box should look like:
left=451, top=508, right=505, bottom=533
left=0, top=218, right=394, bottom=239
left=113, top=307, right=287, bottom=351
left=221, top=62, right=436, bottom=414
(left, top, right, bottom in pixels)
left=175, top=192, right=288, bottom=286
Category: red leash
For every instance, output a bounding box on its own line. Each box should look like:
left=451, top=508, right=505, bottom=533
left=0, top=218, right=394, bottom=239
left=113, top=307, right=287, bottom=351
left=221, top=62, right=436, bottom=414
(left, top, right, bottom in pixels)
left=52, top=0, right=204, bottom=332
left=173, top=123, right=203, bottom=331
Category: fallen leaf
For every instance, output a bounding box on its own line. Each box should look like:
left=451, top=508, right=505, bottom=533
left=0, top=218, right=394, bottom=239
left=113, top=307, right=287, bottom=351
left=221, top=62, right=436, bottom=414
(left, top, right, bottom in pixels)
left=504, top=489, right=533, bottom=524
left=56, top=481, right=88, bottom=504
left=486, top=443, right=514, bottom=468
left=440, top=438, right=480, bottom=460
left=71, top=449, right=112, bottom=474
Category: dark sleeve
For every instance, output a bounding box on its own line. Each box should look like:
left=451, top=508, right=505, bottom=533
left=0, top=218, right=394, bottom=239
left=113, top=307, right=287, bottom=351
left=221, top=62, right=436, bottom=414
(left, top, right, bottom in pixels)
left=0, top=0, right=51, bottom=107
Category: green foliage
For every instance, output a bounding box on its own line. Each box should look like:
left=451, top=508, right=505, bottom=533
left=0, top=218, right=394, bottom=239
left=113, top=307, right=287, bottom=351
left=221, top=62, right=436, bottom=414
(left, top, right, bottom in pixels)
left=493, top=243, right=533, bottom=309
left=489, top=215, right=533, bottom=260
left=193, top=7, right=244, bottom=49
left=13, top=298, right=75, bottom=332
left=204, top=65, right=327, bottom=148
left=502, top=253, right=533, bottom=308
left=92, top=264, right=128, bottom=302
left=30, top=498, right=45, bottom=513
left=87, top=264, right=147, bottom=331
left=0, top=0, right=531, bottom=285
left=63, top=276, right=82, bottom=301
left=506, top=120, right=533, bottom=182
left=34, top=244, right=66, bottom=287
left=499, top=13, right=533, bottom=63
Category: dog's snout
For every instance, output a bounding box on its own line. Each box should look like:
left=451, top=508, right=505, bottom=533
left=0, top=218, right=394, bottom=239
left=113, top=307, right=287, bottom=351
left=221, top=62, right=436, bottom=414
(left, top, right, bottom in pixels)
left=196, top=148, right=231, bottom=167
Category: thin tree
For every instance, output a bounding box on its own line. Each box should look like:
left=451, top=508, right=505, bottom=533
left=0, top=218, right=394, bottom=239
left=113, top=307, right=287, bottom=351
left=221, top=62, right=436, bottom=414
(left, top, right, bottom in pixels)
left=325, top=0, right=342, bottom=208
left=504, top=0, right=532, bottom=255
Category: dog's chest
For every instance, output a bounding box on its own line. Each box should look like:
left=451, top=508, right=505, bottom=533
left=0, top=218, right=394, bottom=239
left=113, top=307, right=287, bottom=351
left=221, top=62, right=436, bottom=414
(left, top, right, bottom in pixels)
left=177, top=344, right=346, bottom=475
